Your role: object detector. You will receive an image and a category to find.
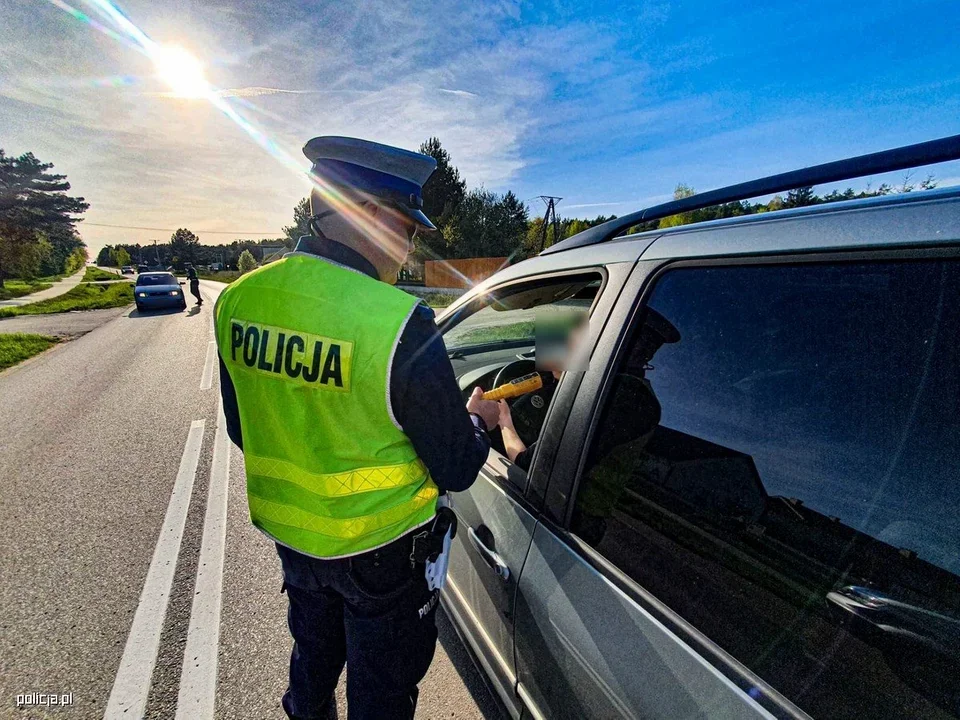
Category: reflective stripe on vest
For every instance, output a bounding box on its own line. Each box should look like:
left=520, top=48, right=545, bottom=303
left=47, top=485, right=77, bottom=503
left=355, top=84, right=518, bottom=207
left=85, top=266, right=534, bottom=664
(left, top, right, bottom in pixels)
left=214, top=254, right=438, bottom=558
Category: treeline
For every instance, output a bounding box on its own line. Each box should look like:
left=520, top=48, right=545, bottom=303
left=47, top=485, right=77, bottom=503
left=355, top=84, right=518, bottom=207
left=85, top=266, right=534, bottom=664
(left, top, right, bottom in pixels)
left=0, top=150, right=88, bottom=287
left=415, top=138, right=611, bottom=260
left=97, top=232, right=289, bottom=270
left=641, top=174, right=938, bottom=233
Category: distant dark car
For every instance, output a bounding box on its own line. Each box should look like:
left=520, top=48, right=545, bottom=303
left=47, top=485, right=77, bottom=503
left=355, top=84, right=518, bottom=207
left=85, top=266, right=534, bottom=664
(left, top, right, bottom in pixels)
left=121, top=265, right=135, bottom=275
left=137, top=264, right=149, bottom=273
left=135, top=272, right=185, bottom=312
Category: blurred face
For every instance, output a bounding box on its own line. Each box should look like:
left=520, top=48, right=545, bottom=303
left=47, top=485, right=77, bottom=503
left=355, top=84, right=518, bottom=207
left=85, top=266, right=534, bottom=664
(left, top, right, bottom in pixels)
left=536, top=311, right=589, bottom=376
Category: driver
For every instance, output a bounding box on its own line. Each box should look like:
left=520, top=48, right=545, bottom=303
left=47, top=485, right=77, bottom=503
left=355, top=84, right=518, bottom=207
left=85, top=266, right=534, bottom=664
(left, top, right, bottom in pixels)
left=499, top=311, right=589, bottom=471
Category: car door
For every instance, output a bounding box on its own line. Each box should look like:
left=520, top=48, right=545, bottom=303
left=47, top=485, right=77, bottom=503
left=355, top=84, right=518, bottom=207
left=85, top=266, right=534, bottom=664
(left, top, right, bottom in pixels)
left=510, top=258, right=781, bottom=720
left=437, top=266, right=625, bottom=717
left=514, top=248, right=960, bottom=720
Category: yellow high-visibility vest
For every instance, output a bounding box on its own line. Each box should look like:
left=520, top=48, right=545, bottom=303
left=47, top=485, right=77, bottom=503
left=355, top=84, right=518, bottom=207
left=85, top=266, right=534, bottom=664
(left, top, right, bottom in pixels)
left=215, top=253, right=437, bottom=558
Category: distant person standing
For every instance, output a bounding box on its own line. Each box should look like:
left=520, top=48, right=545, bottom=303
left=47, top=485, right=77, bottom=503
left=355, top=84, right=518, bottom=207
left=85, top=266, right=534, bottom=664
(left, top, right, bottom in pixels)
left=186, top=265, right=202, bottom=306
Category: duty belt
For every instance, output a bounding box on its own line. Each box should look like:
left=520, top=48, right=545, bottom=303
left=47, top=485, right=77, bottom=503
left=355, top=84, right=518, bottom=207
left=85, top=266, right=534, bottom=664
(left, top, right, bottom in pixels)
left=410, top=505, right=457, bottom=569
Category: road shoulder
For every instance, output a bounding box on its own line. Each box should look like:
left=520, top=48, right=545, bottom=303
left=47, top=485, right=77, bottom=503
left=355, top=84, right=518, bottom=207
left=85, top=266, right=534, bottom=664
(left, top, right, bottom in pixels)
left=0, top=306, right=131, bottom=338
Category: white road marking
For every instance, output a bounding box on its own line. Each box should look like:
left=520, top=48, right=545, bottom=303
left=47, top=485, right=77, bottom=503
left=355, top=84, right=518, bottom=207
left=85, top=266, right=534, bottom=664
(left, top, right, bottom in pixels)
left=175, top=400, right=231, bottom=719
left=200, top=341, right=216, bottom=390
left=104, top=420, right=206, bottom=720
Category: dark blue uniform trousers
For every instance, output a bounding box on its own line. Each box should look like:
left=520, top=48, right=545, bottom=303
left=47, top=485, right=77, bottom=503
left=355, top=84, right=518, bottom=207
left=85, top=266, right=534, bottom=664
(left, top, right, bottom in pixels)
left=276, top=529, right=440, bottom=720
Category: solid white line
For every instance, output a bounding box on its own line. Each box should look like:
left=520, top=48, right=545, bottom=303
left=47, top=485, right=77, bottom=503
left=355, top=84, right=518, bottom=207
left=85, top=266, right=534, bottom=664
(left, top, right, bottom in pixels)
left=175, top=401, right=231, bottom=719
left=200, top=341, right=216, bottom=390
left=103, top=420, right=206, bottom=720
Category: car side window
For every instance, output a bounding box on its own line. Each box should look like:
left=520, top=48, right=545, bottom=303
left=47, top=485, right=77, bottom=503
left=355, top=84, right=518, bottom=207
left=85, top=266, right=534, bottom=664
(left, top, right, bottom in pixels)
left=442, top=274, right=602, bottom=488
left=572, top=259, right=960, bottom=719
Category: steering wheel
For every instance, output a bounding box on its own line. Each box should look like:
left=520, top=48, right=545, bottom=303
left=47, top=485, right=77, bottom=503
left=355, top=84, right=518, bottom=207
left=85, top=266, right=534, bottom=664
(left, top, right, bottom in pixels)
left=493, top=360, right=552, bottom=448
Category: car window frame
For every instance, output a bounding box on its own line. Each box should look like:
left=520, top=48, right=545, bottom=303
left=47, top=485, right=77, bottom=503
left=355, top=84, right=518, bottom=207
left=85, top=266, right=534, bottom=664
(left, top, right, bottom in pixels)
left=541, top=243, right=960, bottom=720
left=436, top=264, right=627, bottom=507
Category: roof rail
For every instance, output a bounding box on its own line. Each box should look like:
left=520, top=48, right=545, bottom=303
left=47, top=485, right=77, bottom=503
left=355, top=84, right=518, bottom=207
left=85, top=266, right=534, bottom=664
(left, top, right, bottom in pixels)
left=541, top=134, right=960, bottom=255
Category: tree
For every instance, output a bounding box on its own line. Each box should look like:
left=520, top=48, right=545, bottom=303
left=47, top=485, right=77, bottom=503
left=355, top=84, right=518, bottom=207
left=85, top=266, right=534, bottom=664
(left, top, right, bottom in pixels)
left=446, top=188, right=528, bottom=259
left=417, top=138, right=467, bottom=260
left=283, top=198, right=311, bottom=246
left=0, top=149, right=88, bottom=286
left=169, top=228, right=200, bottom=269
left=115, top=247, right=132, bottom=268
left=782, top=186, right=818, bottom=208
left=419, top=137, right=466, bottom=222
left=659, top=184, right=698, bottom=228
left=237, top=249, right=257, bottom=274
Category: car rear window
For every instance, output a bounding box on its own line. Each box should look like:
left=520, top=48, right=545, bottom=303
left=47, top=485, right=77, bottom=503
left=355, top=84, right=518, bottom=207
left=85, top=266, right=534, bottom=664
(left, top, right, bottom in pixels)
left=137, top=274, right=177, bottom=286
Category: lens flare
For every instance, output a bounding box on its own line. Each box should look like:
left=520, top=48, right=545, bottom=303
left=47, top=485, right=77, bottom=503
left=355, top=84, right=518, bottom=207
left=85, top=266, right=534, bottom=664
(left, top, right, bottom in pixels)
left=45, top=0, right=478, bottom=283
left=154, top=45, right=209, bottom=99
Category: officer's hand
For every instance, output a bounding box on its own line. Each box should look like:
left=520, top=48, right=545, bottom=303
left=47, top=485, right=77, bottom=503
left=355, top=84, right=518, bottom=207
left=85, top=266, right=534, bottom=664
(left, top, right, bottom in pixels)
left=466, top=386, right=499, bottom=430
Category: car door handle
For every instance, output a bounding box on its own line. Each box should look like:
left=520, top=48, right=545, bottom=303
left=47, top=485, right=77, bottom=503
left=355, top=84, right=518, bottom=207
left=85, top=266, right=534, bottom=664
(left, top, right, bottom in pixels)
left=467, top=527, right=510, bottom=581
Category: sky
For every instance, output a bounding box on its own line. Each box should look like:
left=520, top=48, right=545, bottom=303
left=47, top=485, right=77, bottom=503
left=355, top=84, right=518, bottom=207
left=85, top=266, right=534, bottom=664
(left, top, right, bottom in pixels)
left=1, top=0, right=959, bottom=260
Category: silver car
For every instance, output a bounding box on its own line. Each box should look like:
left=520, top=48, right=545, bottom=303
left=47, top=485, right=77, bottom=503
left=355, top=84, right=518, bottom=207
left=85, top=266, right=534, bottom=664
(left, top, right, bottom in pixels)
left=437, top=137, right=960, bottom=720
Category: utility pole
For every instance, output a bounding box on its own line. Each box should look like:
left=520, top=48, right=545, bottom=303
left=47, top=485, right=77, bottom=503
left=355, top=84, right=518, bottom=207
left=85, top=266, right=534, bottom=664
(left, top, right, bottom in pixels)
left=149, top=239, right=162, bottom=266
left=537, top=196, right=562, bottom=253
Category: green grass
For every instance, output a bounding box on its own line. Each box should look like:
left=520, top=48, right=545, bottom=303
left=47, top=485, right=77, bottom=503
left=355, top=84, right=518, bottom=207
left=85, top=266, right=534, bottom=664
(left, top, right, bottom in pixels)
left=0, top=333, right=59, bottom=370
left=0, top=280, right=53, bottom=301
left=404, top=289, right=459, bottom=308
left=447, top=320, right=534, bottom=347
left=0, top=282, right=134, bottom=318
left=82, top=266, right=120, bottom=282
left=419, top=291, right=458, bottom=308
left=196, top=271, right=242, bottom=283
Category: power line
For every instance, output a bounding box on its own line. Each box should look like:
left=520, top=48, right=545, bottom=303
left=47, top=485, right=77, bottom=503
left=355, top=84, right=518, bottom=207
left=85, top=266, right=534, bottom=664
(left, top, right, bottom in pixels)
left=82, top=222, right=279, bottom=235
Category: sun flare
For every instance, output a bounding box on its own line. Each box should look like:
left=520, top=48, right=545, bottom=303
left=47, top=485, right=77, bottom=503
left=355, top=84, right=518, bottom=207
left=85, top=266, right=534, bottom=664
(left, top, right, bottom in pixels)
left=154, top=45, right=208, bottom=98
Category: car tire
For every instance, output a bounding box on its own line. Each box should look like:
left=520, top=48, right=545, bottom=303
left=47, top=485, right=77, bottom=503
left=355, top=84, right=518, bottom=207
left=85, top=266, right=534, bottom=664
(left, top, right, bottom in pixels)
left=179, top=301, right=187, bottom=311
left=135, top=303, right=144, bottom=313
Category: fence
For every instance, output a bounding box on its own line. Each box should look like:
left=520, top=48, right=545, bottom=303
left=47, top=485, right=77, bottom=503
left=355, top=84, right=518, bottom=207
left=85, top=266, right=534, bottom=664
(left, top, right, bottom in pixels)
left=424, top=257, right=509, bottom=289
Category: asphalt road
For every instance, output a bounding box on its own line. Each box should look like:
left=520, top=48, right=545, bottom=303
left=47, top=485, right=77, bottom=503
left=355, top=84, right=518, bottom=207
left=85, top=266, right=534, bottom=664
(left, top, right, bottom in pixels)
left=0, top=280, right=500, bottom=720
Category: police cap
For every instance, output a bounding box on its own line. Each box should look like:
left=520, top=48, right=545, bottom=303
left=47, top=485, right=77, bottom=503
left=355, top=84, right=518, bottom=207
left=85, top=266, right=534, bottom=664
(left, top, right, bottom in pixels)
left=303, top=136, right=438, bottom=230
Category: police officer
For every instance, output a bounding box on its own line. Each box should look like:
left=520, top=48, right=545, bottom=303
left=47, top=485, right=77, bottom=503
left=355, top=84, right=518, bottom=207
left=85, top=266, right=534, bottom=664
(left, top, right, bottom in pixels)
left=214, top=136, right=500, bottom=720
left=185, top=264, right=202, bottom=306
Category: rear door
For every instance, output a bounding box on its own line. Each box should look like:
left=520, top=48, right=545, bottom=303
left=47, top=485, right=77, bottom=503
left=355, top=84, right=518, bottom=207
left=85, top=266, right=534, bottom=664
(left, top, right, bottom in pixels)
left=514, top=249, right=960, bottom=719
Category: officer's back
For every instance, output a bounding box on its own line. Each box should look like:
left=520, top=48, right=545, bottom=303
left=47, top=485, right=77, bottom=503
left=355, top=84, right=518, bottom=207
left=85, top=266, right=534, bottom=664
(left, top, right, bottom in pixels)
left=213, top=136, right=499, bottom=720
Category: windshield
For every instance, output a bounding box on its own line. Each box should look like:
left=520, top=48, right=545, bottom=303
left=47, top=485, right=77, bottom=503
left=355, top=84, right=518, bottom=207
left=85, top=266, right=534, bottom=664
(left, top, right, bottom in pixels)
left=136, top=273, right=177, bottom=287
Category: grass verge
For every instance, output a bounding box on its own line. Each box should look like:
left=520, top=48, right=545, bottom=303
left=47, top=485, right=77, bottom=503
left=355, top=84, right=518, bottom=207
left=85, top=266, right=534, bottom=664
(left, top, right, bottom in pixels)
left=0, top=280, right=54, bottom=301
left=83, top=266, right=121, bottom=282
left=196, top=270, right=242, bottom=284
left=0, top=333, right=59, bottom=370
left=404, top=289, right=460, bottom=308
left=446, top=320, right=534, bottom=347
left=420, top=291, right=458, bottom=308
left=0, top=282, right=134, bottom=318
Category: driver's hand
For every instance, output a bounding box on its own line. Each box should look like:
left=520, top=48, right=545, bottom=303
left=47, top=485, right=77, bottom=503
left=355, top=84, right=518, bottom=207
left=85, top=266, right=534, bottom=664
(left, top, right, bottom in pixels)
left=466, top=386, right=499, bottom=430
left=497, top=400, right=515, bottom=430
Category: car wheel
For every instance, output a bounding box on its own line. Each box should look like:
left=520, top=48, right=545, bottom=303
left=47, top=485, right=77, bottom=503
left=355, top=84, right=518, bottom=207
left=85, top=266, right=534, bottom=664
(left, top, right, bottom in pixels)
left=179, top=301, right=187, bottom=310
left=136, top=303, right=144, bottom=313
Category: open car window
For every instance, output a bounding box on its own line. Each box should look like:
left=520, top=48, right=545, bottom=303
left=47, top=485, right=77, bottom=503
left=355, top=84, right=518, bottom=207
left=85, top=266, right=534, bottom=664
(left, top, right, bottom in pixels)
left=443, top=276, right=601, bottom=355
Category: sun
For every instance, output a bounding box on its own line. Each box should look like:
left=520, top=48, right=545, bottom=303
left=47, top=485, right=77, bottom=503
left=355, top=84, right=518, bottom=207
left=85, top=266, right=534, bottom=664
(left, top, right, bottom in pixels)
left=154, top=45, right=209, bottom=98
